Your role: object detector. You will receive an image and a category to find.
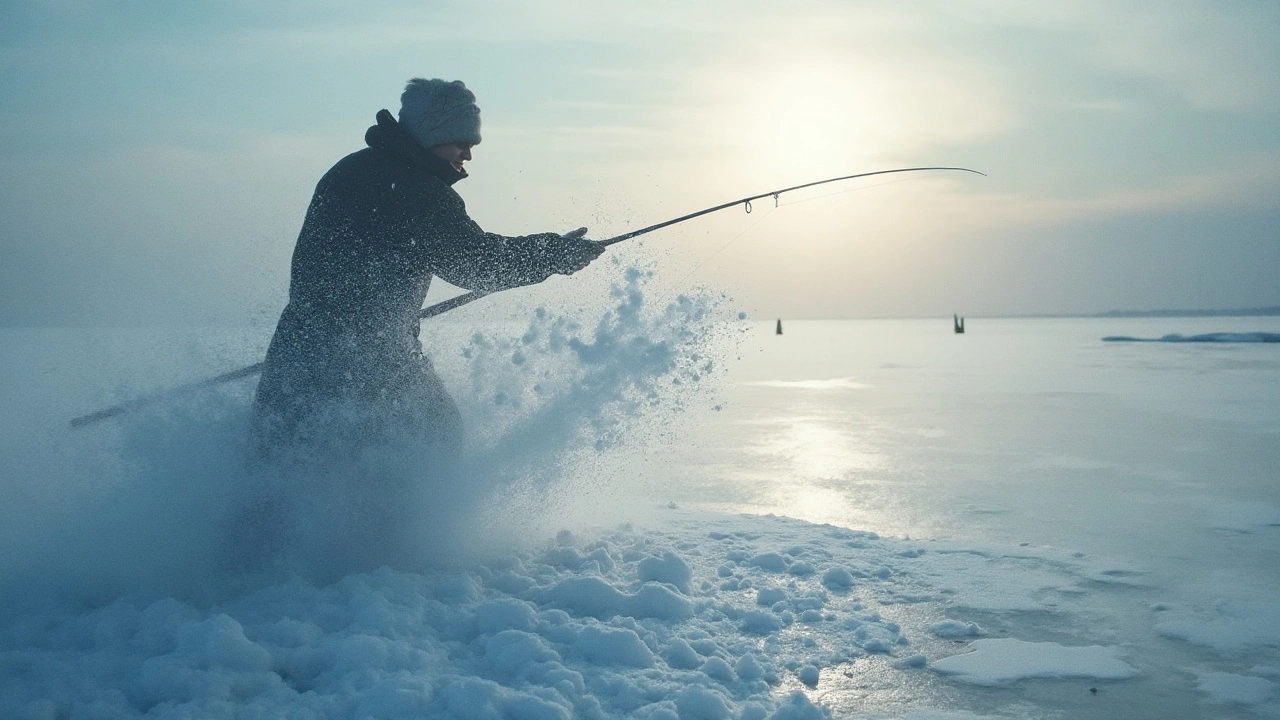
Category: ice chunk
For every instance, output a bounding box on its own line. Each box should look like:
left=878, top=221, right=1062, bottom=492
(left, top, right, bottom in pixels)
left=630, top=582, right=695, bottom=621
left=749, top=552, right=790, bottom=571
left=897, top=653, right=929, bottom=669
left=475, top=598, right=538, bottom=634
left=538, top=577, right=692, bottom=621
left=638, top=551, right=693, bottom=594
left=788, top=561, right=816, bottom=576
left=768, top=691, right=828, bottom=719
left=166, top=613, right=272, bottom=673
left=429, top=675, right=571, bottom=720
left=702, top=656, right=736, bottom=683
left=741, top=610, right=786, bottom=635
left=929, top=620, right=983, bottom=638
left=484, top=629, right=561, bottom=679
left=735, top=653, right=767, bottom=680
left=573, top=625, right=655, bottom=668
left=822, top=568, right=855, bottom=590
left=540, top=576, right=628, bottom=618
left=676, top=685, right=734, bottom=720
left=663, top=638, right=702, bottom=669
left=757, top=587, right=789, bottom=606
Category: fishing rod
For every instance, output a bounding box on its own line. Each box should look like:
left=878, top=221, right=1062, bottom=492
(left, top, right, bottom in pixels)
left=417, top=166, right=982, bottom=320
left=69, top=166, right=983, bottom=428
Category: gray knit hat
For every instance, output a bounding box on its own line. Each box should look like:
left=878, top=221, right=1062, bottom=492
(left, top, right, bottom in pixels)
left=398, top=78, right=482, bottom=149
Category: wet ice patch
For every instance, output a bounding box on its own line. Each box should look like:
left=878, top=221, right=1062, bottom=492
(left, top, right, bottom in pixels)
left=930, top=638, right=1137, bottom=686
left=742, top=377, right=870, bottom=390
left=1155, top=600, right=1280, bottom=653
left=1194, top=670, right=1275, bottom=705
left=890, top=707, right=1008, bottom=712
left=1203, top=500, right=1280, bottom=534
left=904, top=548, right=1074, bottom=612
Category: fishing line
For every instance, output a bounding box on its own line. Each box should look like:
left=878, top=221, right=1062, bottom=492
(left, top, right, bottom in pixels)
left=674, top=204, right=778, bottom=285
left=672, top=176, right=918, bottom=288
left=651, top=175, right=945, bottom=328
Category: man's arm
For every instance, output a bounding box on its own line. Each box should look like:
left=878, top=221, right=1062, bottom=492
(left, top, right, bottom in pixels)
left=410, top=192, right=602, bottom=292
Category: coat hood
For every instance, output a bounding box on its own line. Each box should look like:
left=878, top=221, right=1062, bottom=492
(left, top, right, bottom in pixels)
left=365, top=109, right=467, bottom=186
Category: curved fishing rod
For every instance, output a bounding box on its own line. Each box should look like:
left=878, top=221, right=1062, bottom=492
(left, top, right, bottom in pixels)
left=69, top=166, right=983, bottom=428
left=420, top=166, right=983, bottom=320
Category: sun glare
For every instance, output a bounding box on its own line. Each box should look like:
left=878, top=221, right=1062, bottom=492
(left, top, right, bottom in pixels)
left=740, top=66, right=877, bottom=177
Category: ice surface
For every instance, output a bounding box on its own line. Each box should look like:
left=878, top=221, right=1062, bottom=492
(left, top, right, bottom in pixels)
left=3, top=309, right=1279, bottom=719
left=1156, top=601, right=1280, bottom=653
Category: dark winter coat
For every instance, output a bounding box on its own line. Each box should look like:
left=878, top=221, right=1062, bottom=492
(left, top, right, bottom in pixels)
left=251, top=110, right=567, bottom=455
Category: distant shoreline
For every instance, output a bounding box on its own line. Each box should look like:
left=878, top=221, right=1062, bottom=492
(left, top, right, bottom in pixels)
left=763, top=307, right=1280, bottom=321
left=1093, top=306, right=1280, bottom=319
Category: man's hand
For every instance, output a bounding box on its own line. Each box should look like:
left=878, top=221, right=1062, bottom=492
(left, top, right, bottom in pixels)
left=553, top=227, right=604, bottom=275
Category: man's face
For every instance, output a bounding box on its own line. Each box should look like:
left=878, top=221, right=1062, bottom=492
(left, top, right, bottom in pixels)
left=428, top=142, right=473, bottom=172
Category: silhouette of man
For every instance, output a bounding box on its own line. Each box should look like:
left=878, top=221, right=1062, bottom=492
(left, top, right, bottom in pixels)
left=251, top=78, right=601, bottom=460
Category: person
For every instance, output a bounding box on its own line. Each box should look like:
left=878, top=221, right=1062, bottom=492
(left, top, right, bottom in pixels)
left=230, top=79, right=601, bottom=577
left=250, top=78, right=602, bottom=461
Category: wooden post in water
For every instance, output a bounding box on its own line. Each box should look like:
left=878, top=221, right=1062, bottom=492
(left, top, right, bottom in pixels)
left=954, top=314, right=965, bottom=334
left=776, top=319, right=783, bottom=335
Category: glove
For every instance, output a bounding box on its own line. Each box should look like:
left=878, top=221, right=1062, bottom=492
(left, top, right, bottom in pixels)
left=551, top=227, right=604, bottom=275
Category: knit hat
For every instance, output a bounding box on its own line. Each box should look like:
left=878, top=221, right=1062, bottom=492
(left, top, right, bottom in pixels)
left=397, top=78, right=482, bottom=149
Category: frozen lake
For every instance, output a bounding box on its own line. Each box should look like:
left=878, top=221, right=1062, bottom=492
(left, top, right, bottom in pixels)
left=642, top=316, right=1280, bottom=597
left=1, top=308, right=1277, bottom=718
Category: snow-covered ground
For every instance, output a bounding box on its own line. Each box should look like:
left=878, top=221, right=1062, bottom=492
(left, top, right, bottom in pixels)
left=0, top=511, right=1189, bottom=718
left=2, top=275, right=1278, bottom=718
left=6, top=505, right=1277, bottom=719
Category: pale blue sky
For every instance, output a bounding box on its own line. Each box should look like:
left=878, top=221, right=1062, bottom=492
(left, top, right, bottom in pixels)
left=2, top=0, right=1277, bottom=323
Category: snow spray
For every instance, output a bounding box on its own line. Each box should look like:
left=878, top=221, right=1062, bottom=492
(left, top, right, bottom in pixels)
left=0, top=263, right=745, bottom=616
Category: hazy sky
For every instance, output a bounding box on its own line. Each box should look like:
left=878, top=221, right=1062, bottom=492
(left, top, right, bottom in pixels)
left=2, top=0, right=1277, bottom=324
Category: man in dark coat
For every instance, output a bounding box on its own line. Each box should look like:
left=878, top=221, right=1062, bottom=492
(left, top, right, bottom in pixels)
left=251, top=79, right=601, bottom=461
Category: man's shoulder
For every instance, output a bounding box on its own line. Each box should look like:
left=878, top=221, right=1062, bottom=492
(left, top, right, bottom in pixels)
left=318, top=147, right=450, bottom=194
left=326, top=147, right=399, bottom=177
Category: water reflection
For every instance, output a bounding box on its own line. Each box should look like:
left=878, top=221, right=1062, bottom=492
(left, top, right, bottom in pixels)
left=725, top=403, right=889, bottom=528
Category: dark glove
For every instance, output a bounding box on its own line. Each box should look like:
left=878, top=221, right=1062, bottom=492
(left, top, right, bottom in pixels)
left=551, top=227, right=604, bottom=275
